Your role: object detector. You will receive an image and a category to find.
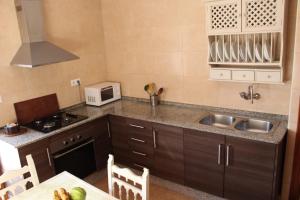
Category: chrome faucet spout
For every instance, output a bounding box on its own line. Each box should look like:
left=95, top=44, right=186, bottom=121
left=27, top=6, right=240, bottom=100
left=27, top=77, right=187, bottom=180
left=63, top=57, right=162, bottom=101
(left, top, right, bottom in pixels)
left=240, top=85, right=260, bottom=104
left=249, top=85, right=254, bottom=104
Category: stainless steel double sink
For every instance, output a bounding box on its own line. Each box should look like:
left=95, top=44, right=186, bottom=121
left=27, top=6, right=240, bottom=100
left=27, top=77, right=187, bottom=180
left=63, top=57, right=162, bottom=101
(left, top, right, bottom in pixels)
left=199, top=113, right=274, bottom=134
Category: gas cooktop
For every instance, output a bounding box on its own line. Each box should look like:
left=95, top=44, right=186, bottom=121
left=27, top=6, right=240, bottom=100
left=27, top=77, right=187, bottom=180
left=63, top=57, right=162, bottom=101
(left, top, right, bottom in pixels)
left=25, top=112, right=88, bottom=133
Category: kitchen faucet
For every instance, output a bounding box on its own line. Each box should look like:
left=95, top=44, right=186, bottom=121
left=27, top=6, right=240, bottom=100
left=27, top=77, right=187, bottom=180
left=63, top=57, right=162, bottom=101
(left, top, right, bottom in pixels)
left=240, top=85, right=261, bottom=104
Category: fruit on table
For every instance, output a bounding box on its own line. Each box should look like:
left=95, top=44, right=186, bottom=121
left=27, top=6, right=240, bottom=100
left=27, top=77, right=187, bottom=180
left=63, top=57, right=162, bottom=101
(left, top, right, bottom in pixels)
left=53, top=188, right=70, bottom=200
left=70, top=187, right=87, bottom=200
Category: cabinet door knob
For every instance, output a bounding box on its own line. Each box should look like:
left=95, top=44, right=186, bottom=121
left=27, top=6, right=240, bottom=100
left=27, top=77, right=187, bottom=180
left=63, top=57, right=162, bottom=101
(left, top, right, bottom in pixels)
left=153, top=130, right=157, bottom=149
left=63, top=141, right=68, bottom=145
left=226, top=145, right=231, bottom=167
left=129, top=124, right=145, bottom=129
left=46, top=148, right=52, bottom=167
left=107, top=122, right=111, bottom=138
left=218, top=144, right=222, bottom=165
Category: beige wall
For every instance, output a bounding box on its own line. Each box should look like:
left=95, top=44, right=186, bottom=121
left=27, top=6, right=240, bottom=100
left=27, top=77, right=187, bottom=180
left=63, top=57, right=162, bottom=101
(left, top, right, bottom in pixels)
left=102, top=0, right=294, bottom=115
left=0, top=0, right=106, bottom=126
left=281, top=2, right=300, bottom=199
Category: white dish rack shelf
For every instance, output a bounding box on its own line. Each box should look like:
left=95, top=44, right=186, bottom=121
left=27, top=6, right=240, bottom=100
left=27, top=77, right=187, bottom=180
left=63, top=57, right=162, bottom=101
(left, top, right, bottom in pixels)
left=204, top=0, right=287, bottom=84
left=209, top=33, right=281, bottom=65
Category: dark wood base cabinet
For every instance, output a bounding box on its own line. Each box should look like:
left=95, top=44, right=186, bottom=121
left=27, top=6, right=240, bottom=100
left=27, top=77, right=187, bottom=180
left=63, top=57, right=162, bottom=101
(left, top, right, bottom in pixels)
left=224, top=137, right=276, bottom=200
left=18, top=138, right=55, bottom=183
left=109, top=115, right=154, bottom=171
left=153, top=123, right=184, bottom=184
left=184, top=129, right=285, bottom=200
left=109, top=116, right=184, bottom=184
left=184, top=129, right=225, bottom=196
left=16, top=117, right=112, bottom=182
left=4, top=114, right=284, bottom=200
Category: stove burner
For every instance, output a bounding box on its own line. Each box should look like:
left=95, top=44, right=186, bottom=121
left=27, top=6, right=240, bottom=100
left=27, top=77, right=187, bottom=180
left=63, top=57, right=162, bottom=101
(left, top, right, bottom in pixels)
left=35, top=120, right=42, bottom=125
left=43, top=122, right=56, bottom=129
left=26, top=112, right=88, bottom=134
left=64, top=117, right=71, bottom=122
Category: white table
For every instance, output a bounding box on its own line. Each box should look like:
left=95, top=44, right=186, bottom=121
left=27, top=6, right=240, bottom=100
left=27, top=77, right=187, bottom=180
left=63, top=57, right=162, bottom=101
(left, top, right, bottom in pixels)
left=11, top=171, right=117, bottom=200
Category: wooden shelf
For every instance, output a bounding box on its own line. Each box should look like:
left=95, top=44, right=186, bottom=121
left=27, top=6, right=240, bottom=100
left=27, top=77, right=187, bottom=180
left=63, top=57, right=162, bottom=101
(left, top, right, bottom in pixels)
left=208, top=62, right=281, bottom=67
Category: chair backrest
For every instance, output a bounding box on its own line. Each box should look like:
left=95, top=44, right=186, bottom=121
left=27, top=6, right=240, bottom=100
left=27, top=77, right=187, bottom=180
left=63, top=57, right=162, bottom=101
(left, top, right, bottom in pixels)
left=0, top=155, right=39, bottom=199
left=107, top=154, right=149, bottom=200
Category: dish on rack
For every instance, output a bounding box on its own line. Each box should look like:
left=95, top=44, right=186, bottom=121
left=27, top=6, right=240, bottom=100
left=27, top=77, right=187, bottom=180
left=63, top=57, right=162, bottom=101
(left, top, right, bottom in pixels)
left=263, top=42, right=271, bottom=61
left=239, top=43, right=246, bottom=62
left=230, top=41, right=238, bottom=61
left=209, top=41, right=217, bottom=61
left=224, top=42, right=230, bottom=61
left=246, top=38, right=254, bottom=62
left=255, top=43, right=263, bottom=62
left=217, top=40, right=223, bottom=61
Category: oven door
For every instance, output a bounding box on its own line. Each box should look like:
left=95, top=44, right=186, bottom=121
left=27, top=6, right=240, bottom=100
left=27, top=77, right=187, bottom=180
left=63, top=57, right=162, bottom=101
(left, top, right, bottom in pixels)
left=52, top=139, right=96, bottom=179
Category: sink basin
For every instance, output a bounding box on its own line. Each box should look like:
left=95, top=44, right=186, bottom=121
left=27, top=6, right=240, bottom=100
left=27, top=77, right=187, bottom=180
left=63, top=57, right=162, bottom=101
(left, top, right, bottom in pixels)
left=200, top=114, right=236, bottom=128
left=234, top=119, right=273, bottom=133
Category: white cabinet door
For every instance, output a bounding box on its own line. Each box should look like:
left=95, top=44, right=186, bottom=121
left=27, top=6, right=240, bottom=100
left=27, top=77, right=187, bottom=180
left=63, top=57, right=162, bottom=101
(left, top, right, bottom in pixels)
left=205, top=0, right=242, bottom=35
left=242, top=0, right=283, bottom=33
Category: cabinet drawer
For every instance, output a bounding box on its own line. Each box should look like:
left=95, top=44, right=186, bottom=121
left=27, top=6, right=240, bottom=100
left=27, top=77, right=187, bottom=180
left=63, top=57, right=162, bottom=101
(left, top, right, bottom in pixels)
left=256, top=71, right=281, bottom=83
left=232, top=70, right=254, bottom=81
left=210, top=69, right=231, bottom=80
left=126, top=118, right=152, bottom=137
left=130, top=156, right=153, bottom=171
left=129, top=143, right=154, bottom=158
left=110, top=115, right=152, bottom=137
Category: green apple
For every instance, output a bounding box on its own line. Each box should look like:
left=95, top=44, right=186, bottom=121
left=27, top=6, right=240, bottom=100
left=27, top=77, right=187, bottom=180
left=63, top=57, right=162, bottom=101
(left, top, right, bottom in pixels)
left=70, top=187, right=86, bottom=200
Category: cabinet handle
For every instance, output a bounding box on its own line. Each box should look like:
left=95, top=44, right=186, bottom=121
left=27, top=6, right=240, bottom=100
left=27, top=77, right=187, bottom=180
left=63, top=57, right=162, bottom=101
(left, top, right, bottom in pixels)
left=218, top=144, right=222, bottom=165
left=153, top=130, right=157, bottom=149
left=107, top=122, right=111, bottom=138
left=133, top=163, right=146, bottom=169
left=129, top=124, right=145, bottom=129
left=131, top=137, right=145, bottom=143
left=226, top=145, right=231, bottom=167
left=46, top=148, right=52, bottom=167
left=132, top=151, right=147, bottom=157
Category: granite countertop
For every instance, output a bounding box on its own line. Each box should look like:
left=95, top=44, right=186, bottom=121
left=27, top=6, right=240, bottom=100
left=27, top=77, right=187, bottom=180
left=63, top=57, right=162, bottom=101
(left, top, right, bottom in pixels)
left=0, top=98, right=288, bottom=148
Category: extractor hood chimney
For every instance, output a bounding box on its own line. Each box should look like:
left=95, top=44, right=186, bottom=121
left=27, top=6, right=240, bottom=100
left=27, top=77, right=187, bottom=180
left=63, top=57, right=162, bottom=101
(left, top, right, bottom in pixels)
left=11, top=0, right=79, bottom=68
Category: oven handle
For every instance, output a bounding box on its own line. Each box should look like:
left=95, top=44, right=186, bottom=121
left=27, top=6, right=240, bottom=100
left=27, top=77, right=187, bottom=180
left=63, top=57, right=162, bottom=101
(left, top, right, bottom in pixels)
left=53, top=139, right=95, bottom=159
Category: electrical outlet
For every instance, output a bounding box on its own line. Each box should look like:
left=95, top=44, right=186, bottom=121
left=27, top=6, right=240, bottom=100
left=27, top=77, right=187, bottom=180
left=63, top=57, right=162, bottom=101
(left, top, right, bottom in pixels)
left=70, top=78, right=81, bottom=87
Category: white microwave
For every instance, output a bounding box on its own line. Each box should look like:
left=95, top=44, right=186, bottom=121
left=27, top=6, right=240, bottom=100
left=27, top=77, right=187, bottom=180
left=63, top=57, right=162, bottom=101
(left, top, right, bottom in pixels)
left=85, top=82, right=121, bottom=106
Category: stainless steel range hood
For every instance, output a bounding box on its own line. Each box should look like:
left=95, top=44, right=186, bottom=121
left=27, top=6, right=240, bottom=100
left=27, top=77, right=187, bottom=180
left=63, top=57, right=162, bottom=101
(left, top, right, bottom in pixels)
left=11, top=0, right=79, bottom=68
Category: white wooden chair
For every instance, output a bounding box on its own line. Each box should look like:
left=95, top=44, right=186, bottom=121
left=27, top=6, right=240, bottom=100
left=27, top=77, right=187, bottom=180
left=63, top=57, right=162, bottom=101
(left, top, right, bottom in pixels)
left=0, top=154, right=39, bottom=199
left=107, top=154, right=149, bottom=200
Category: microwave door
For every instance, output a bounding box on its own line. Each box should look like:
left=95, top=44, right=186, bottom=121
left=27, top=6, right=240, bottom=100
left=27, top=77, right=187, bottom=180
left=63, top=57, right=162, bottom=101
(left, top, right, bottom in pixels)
left=101, top=86, right=114, bottom=101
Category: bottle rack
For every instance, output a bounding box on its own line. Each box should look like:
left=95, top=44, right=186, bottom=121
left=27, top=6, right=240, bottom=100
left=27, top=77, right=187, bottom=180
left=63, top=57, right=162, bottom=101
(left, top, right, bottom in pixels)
left=208, top=32, right=282, bottom=66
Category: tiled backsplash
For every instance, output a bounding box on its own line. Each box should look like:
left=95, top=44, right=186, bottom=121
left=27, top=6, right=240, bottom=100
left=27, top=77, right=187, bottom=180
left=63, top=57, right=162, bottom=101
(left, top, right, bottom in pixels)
left=102, top=0, right=295, bottom=116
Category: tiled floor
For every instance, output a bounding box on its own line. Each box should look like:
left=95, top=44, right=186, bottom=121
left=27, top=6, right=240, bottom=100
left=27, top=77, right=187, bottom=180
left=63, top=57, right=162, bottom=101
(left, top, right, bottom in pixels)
left=84, top=169, right=225, bottom=200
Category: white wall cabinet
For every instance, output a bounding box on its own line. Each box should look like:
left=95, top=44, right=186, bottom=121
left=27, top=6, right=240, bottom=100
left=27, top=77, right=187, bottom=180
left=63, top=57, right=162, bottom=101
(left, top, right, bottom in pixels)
left=242, top=0, right=283, bottom=33
left=206, top=0, right=283, bottom=35
left=204, top=0, right=287, bottom=84
left=206, top=0, right=242, bottom=35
